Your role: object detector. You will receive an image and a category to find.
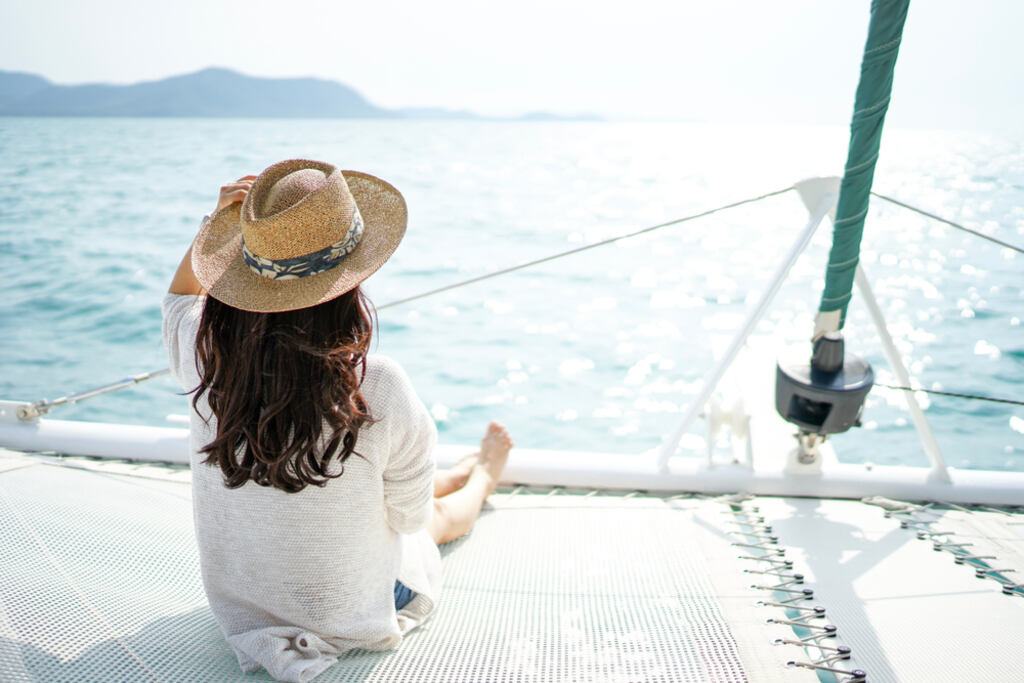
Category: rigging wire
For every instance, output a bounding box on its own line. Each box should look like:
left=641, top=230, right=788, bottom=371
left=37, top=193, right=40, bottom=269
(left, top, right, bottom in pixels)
left=15, top=186, right=1024, bottom=417
left=865, top=192, right=1023, bottom=408
left=16, top=186, right=794, bottom=419
left=875, top=383, right=1023, bottom=407
left=15, top=369, right=171, bottom=421
left=872, top=191, right=1024, bottom=255
left=379, top=186, right=795, bottom=310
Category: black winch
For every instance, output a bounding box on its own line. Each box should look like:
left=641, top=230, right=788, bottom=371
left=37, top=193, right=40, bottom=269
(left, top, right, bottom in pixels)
left=776, top=333, right=874, bottom=463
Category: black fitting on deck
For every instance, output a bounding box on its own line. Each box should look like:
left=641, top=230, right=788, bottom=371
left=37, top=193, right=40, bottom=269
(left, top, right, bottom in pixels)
left=775, top=332, right=874, bottom=436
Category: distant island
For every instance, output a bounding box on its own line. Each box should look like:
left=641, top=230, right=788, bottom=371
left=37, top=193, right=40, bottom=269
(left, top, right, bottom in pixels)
left=0, top=67, right=600, bottom=121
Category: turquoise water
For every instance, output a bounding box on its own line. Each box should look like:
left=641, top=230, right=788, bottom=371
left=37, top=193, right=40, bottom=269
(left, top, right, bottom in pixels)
left=0, top=118, right=1021, bottom=470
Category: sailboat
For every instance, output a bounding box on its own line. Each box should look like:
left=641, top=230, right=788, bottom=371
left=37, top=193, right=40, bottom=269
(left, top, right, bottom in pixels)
left=2, top=1, right=1022, bottom=681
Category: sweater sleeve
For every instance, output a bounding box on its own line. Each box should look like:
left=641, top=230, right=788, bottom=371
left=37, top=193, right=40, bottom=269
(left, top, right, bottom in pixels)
left=162, top=293, right=206, bottom=391
left=375, top=357, right=437, bottom=535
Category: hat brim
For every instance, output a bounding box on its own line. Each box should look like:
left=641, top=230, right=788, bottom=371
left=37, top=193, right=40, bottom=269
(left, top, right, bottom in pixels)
left=192, top=170, right=407, bottom=313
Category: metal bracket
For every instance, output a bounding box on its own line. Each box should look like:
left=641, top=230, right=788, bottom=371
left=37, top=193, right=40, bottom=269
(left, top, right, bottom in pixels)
left=658, top=178, right=840, bottom=470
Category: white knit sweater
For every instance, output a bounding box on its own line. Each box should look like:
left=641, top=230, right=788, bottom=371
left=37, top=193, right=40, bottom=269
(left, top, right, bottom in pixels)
left=162, top=294, right=440, bottom=683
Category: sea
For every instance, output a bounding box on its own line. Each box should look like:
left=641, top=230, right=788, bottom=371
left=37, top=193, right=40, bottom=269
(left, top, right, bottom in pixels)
left=0, top=118, right=1021, bottom=471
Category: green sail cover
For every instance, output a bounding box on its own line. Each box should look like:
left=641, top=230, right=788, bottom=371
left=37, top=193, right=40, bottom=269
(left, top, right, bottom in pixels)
left=819, top=0, right=910, bottom=326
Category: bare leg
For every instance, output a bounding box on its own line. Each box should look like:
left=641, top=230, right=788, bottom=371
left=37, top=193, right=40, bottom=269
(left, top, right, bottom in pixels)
left=433, top=452, right=478, bottom=498
left=427, top=422, right=513, bottom=545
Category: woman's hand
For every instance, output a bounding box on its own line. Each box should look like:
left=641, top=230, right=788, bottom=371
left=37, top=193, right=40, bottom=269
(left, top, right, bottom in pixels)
left=215, top=175, right=258, bottom=214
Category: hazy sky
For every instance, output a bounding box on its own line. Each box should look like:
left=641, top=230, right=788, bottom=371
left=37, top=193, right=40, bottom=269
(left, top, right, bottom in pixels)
left=2, top=0, right=1021, bottom=133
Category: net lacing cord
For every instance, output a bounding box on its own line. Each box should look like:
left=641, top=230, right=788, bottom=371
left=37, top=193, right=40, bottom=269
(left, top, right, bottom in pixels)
left=723, top=497, right=867, bottom=683
left=863, top=496, right=1024, bottom=597
left=16, top=186, right=1024, bottom=418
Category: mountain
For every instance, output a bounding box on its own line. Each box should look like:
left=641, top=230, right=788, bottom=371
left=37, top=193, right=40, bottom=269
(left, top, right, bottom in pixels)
left=0, top=71, right=52, bottom=106
left=0, top=68, right=390, bottom=118
left=0, top=68, right=600, bottom=120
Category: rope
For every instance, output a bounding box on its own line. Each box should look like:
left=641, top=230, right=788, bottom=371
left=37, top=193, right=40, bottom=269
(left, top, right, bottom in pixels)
left=871, top=191, right=1024, bottom=255
left=876, top=382, right=1024, bottom=407
left=725, top=499, right=867, bottom=681
left=379, top=186, right=794, bottom=309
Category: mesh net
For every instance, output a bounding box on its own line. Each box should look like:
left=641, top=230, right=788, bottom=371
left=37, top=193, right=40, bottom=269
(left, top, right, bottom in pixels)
left=0, top=456, right=747, bottom=682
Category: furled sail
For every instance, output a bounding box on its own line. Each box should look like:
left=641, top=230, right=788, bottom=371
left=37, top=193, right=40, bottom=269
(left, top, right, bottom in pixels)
left=816, top=0, right=910, bottom=335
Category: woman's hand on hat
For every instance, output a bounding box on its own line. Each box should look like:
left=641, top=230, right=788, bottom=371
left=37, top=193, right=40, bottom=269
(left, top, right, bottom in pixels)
left=169, top=174, right=256, bottom=297
left=215, top=175, right=258, bottom=213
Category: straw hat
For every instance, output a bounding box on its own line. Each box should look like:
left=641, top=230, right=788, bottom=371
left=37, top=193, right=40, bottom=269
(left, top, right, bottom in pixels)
left=192, top=158, right=407, bottom=312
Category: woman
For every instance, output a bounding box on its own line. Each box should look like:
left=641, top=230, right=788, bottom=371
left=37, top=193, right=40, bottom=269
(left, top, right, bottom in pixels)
left=163, top=159, right=512, bottom=683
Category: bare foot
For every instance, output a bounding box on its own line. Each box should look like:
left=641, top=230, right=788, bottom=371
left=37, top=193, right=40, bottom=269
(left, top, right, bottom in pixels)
left=475, top=421, right=513, bottom=494
left=433, top=452, right=478, bottom=498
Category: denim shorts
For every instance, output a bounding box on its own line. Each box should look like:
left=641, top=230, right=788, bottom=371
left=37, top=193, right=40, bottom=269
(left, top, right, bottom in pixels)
left=394, top=580, right=416, bottom=610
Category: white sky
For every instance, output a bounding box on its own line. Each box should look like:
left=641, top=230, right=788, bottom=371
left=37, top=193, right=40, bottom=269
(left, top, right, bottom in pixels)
left=2, top=0, right=1021, bottom=133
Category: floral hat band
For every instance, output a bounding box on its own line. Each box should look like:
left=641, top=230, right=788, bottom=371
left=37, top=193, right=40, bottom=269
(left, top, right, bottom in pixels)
left=241, top=204, right=364, bottom=280
left=191, top=158, right=408, bottom=313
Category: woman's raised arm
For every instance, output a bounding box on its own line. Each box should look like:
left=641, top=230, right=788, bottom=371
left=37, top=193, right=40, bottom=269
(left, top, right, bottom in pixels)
left=168, top=175, right=256, bottom=295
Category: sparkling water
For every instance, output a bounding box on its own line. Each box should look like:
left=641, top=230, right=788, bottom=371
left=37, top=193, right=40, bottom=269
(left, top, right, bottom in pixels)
left=0, top=118, right=1020, bottom=470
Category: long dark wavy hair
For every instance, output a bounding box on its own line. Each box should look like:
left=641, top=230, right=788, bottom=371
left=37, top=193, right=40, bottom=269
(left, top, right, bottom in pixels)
left=192, top=286, right=376, bottom=492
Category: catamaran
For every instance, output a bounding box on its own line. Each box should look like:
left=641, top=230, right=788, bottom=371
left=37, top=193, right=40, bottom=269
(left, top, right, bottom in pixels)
left=2, top=1, right=1022, bottom=681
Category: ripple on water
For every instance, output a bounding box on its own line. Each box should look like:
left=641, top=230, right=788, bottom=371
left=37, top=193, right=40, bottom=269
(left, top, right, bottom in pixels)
left=1, top=120, right=1021, bottom=469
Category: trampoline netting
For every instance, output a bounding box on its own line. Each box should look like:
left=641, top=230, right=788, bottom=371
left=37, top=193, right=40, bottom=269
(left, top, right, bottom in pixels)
left=0, top=453, right=749, bottom=682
